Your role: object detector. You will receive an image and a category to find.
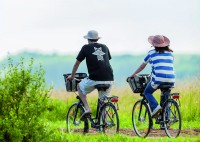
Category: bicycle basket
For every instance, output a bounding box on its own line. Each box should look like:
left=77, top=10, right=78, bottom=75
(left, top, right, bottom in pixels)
left=127, top=74, right=151, bottom=93
left=63, top=73, right=87, bottom=92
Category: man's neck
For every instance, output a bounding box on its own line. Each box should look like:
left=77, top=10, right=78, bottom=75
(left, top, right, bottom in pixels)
left=88, top=40, right=97, bottom=44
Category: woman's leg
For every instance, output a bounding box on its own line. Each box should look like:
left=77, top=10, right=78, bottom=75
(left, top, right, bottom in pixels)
left=160, top=89, right=171, bottom=107
left=144, top=83, right=158, bottom=112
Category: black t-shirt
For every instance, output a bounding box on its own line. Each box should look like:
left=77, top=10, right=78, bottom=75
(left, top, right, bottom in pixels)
left=76, top=43, right=114, bottom=81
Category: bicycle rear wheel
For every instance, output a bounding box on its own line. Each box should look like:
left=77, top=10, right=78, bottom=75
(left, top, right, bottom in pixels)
left=66, top=103, right=88, bottom=133
left=163, top=99, right=181, bottom=138
left=132, top=100, right=151, bottom=137
left=100, top=102, right=119, bottom=134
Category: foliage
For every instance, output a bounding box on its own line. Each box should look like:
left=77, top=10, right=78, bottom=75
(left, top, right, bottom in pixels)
left=44, top=99, right=69, bottom=121
left=0, top=58, right=54, bottom=142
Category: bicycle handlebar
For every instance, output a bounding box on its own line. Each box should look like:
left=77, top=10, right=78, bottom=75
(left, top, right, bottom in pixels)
left=74, top=78, right=81, bottom=82
left=126, top=74, right=151, bottom=82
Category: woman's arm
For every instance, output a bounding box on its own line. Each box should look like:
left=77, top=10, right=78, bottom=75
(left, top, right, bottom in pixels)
left=130, top=62, right=147, bottom=78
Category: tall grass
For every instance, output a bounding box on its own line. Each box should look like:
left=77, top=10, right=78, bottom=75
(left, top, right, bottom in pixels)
left=45, top=79, right=200, bottom=141
left=50, top=79, right=200, bottom=129
left=175, top=78, right=200, bottom=123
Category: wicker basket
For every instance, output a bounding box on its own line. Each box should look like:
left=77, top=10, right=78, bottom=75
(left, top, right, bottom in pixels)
left=63, top=73, right=87, bottom=92
left=127, top=74, right=151, bottom=93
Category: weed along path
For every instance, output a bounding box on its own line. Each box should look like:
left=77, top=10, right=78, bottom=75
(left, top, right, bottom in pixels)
left=60, top=128, right=200, bottom=137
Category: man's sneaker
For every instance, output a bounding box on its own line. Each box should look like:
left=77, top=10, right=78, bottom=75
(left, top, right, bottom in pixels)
left=151, top=105, right=162, bottom=118
left=83, top=128, right=89, bottom=133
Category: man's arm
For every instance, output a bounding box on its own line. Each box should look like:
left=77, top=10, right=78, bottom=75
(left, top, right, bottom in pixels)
left=67, top=60, right=81, bottom=80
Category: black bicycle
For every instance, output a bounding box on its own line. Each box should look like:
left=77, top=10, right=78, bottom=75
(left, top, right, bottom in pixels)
left=64, top=73, right=119, bottom=134
left=127, top=74, right=181, bottom=138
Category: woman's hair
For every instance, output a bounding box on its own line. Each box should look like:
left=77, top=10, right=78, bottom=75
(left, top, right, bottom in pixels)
left=155, top=46, right=173, bottom=53
left=88, top=39, right=98, bottom=42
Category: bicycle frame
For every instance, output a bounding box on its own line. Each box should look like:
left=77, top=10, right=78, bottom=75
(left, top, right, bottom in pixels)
left=72, top=102, right=81, bottom=125
left=72, top=93, right=119, bottom=132
left=73, top=97, right=89, bottom=127
left=138, top=98, right=149, bottom=121
left=87, top=99, right=102, bottom=128
left=137, top=92, right=150, bottom=120
left=156, top=91, right=180, bottom=125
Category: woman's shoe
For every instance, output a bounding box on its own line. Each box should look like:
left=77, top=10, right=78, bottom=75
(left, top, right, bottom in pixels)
left=151, top=105, right=162, bottom=118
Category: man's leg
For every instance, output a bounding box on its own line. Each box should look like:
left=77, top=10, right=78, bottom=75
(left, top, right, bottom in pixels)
left=77, top=84, right=91, bottom=113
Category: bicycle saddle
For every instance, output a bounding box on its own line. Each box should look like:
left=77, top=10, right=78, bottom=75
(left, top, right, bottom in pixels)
left=94, top=84, right=110, bottom=91
left=158, top=84, right=173, bottom=89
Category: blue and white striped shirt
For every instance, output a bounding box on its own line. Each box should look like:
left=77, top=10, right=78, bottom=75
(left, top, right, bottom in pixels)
left=144, top=49, right=175, bottom=89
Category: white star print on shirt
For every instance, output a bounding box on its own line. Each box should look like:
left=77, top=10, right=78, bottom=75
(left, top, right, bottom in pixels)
left=92, top=47, right=105, bottom=61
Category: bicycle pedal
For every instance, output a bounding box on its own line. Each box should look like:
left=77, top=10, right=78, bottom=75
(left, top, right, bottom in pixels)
left=155, top=118, right=162, bottom=124
left=160, top=125, right=165, bottom=130
left=85, top=114, right=91, bottom=117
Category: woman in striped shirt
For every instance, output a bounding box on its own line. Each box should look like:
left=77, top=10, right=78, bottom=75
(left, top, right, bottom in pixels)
left=130, top=35, right=175, bottom=118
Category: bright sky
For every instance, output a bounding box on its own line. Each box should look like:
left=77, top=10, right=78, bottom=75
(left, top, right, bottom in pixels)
left=0, top=0, right=199, bottom=60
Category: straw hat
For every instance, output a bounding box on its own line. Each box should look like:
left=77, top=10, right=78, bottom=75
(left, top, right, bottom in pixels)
left=84, top=30, right=101, bottom=40
left=148, top=35, right=170, bottom=47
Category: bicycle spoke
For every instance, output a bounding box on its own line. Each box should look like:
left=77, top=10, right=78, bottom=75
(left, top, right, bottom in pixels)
left=105, top=108, right=115, bottom=124
left=66, top=104, right=87, bottom=133
left=164, top=100, right=181, bottom=138
left=132, top=100, right=151, bottom=137
left=100, top=103, right=119, bottom=134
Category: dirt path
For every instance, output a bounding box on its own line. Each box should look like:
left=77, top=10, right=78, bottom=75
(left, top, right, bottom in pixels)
left=60, top=128, right=200, bottom=137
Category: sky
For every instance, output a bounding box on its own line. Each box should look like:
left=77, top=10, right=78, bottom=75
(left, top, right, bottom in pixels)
left=0, top=0, right=199, bottom=60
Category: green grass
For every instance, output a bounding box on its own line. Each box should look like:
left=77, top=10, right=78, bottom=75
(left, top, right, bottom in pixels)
left=47, top=80, right=200, bottom=141
left=61, top=134, right=200, bottom=142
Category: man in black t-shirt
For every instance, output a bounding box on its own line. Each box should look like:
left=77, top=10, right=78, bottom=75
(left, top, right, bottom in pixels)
left=67, top=30, right=114, bottom=120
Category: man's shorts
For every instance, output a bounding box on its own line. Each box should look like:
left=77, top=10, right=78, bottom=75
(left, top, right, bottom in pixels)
left=78, top=78, right=113, bottom=99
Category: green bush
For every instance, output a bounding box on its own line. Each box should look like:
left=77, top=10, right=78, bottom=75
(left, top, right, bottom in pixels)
left=0, top=58, right=53, bottom=142
left=45, top=99, right=68, bottom=121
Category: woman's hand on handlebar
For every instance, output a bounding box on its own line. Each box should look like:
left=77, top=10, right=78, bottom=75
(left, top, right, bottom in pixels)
left=127, top=74, right=137, bottom=82
left=130, top=74, right=138, bottom=78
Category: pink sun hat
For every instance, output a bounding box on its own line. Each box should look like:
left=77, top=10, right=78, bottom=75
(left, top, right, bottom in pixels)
left=148, top=35, right=170, bottom=47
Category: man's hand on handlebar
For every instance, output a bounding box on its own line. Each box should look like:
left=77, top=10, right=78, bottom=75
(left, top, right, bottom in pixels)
left=66, top=75, right=81, bottom=82
left=66, top=75, right=74, bottom=81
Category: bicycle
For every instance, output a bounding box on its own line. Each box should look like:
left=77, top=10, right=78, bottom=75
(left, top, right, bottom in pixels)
left=127, top=74, right=181, bottom=138
left=63, top=73, right=119, bottom=134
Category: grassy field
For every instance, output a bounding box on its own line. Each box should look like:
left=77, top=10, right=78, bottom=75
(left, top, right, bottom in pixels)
left=47, top=79, right=200, bottom=141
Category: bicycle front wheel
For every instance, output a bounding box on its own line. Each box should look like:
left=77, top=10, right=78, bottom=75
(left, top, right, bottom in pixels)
left=66, top=103, right=88, bottom=133
left=132, top=100, right=151, bottom=137
left=100, top=102, right=119, bottom=134
left=163, top=99, right=181, bottom=138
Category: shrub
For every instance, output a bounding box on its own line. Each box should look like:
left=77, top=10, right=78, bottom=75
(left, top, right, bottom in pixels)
left=0, top=58, right=53, bottom=142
